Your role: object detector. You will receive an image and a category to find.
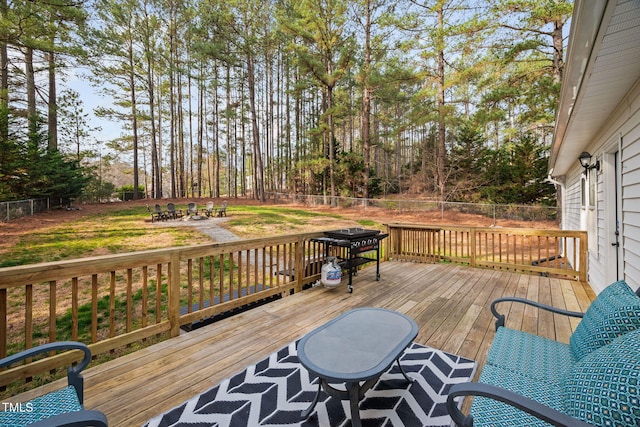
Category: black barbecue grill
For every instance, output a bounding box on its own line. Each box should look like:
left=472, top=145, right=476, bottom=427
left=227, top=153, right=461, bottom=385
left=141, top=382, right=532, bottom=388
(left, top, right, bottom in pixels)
left=311, top=228, right=388, bottom=292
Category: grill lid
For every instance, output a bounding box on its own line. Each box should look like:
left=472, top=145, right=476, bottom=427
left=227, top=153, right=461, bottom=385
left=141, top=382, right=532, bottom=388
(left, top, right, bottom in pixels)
left=324, top=228, right=381, bottom=239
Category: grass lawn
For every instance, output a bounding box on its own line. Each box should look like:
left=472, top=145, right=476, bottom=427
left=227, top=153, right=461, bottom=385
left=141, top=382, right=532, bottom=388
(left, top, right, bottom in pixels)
left=0, top=203, right=383, bottom=268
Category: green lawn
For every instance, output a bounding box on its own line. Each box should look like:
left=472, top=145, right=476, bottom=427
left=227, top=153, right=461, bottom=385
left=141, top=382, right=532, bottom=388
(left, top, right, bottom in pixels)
left=1, top=204, right=384, bottom=268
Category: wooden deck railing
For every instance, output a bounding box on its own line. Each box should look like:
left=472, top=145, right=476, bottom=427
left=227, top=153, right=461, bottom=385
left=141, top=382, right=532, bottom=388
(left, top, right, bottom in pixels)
left=0, top=231, right=329, bottom=387
left=385, top=223, right=587, bottom=281
left=0, top=224, right=587, bottom=387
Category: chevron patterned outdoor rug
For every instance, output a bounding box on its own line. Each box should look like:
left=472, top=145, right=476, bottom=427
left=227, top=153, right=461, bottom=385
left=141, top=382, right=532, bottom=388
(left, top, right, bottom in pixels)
left=143, top=341, right=476, bottom=427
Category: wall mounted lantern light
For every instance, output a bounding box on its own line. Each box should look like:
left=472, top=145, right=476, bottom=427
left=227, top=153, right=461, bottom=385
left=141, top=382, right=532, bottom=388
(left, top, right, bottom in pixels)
left=578, top=151, right=600, bottom=175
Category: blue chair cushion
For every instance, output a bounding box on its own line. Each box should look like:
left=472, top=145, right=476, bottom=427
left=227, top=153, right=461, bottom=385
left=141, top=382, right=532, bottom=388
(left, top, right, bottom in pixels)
left=569, top=280, right=640, bottom=360
left=486, top=326, right=575, bottom=384
left=564, top=328, right=640, bottom=427
left=0, top=386, right=82, bottom=426
left=470, top=364, right=565, bottom=426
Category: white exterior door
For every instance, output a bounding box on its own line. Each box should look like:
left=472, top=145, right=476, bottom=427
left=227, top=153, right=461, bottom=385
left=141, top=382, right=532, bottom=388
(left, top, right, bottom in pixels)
left=603, top=148, right=622, bottom=284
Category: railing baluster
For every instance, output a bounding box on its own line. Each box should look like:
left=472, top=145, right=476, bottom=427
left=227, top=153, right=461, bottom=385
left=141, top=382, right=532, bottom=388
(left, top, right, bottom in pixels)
left=126, top=269, right=133, bottom=333
left=92, top=274, right=98, bottom=342
left=25, top=284, right=32, bottom=351
left=237, top=250, right=243, bottom=296
left=209, top=256, right=215, bottom=309
left=187, top=259, right=193, bottom=313
left=109, top=271, right=116, bottom=338
left=142, top=267, right=148, bottom=329
left=156, top=264, right=162, bottom=325
left=199, top=257, right=204, bottom=312
left=218, top=254, right=225, bottom=304
left=229, top=252, right=235, bottom=301
left=72, top=277, right=79, bottom=341
left=49, top=281, right=56, bottom=344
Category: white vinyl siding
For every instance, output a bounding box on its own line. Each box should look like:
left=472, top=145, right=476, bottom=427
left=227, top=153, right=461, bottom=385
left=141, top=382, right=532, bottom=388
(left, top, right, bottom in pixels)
left=621, top=119, right=640, bottom=291
left=564, top=170, right=583, bottom=231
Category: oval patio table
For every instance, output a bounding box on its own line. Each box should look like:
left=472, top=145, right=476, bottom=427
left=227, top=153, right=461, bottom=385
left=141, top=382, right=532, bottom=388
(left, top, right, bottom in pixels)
left=297, top=307, right=419, bottom=427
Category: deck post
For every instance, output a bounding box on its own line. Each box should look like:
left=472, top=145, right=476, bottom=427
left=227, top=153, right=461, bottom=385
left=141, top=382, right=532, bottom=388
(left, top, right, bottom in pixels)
left=579, top=231, right=588, bottom=283
left=168, top=253, right=181, bottom=338
left=384, top=224, right=390, bottom=261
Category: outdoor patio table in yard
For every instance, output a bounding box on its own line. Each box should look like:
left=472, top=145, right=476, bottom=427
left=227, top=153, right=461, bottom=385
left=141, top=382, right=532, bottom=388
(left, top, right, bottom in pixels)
left=297, top=307, right=419, bottom=427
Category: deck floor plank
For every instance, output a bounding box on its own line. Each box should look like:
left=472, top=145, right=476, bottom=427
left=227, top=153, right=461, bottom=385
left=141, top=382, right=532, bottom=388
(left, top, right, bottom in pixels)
left=9, top=262, right=594, bottom=426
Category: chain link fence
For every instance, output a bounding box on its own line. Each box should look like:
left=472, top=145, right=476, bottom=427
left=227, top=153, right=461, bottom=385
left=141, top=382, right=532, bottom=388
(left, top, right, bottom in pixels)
left=269, top=193, right=559, bottom=224
left=1, top=198, right=50, bottom=222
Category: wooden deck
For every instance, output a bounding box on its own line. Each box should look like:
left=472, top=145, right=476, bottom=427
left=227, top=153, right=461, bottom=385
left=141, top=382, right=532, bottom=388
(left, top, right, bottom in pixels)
left=13, top=261, right=595, bottom=426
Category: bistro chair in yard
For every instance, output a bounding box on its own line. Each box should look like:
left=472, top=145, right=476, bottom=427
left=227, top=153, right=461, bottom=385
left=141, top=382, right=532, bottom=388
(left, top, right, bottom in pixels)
left=446, top=280, right=640, bottom=427
left=0, top=341, right=108, bottom=426
left=167, top=202, right=183, bottom=220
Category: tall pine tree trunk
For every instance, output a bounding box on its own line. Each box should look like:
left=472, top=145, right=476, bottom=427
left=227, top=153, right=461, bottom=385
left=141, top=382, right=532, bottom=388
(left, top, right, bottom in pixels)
left=327, top=84, right=336, bottom=207
left=213, top=62, right=220, bottom=198
left=128, top=39, right=140, bottom=199
left=361, top=0, right=372, bottom=199
left=169, top=31, right=177, bottom=198
left=436, top=5, right=446, bottom=201
left=25, top=47, right=38, bottom=146
left=247, top=55, right=265, bottom=202
left=0, top=0, right=8, bottom=144
left=197, top=65, right=204, bottom=198
left=147, top=63, right=160, bottom=199
left=47, top=50, right=58, bottom=151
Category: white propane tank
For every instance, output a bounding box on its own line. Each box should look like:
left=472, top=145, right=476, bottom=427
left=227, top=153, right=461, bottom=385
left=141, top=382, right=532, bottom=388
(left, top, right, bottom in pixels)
left=321, top=257, right=342, bottom=288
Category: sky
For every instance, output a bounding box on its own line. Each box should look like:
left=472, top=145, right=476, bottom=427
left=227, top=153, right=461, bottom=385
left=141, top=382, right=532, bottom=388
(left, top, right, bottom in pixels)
left=66, top=68, right=123, bottom=151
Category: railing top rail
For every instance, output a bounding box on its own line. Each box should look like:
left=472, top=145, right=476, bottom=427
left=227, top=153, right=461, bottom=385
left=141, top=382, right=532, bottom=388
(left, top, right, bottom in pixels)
left=385, top=223, right=586, bottom=237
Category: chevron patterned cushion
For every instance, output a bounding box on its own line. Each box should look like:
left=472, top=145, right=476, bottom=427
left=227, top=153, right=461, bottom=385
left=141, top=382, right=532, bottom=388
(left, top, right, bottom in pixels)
left=470, top=364, right=565, bottom=426
left=564, top=328, right=640, bottom=426
left=569, top=280, right=640, bottom=360
left=486, top=326, right=575, bottom=384
left=0, top=386, right=82, bottom=426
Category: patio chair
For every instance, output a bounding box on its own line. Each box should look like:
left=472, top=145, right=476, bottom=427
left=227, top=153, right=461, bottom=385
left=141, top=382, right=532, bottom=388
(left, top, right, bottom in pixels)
left=154, top=204, right=168, bottom=221
left=216, top=201, right=227, bottom=217
left=0, top=341, right=108, bottom=427
left=204, top=201, right=215, bottom=217
left=446, top=280, right=640, bottom=427
left=187, top=202, right=198, bottom=217
left=147, top=205, right=164, bottom=223
left=167, top=203, right=183, bottom=220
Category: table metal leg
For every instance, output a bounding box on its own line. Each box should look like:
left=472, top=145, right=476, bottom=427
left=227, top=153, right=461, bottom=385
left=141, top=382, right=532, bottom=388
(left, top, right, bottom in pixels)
left=396, top=357, right=414, bottom=383
left=347, top=382, right=362, bottom=427
left=301, top=381, right=322, bottom=419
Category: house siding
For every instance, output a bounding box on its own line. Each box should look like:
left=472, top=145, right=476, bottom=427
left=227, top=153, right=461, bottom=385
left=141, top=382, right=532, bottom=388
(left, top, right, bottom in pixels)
left=552, top=0, right=640, bottom=295
left=561, top=83, right=640, bottom=293
left=564, top=171, right=582, bottom=230
left=621, top=118, right=640, bottom=291
left=562, top=169, right=584, bottom=279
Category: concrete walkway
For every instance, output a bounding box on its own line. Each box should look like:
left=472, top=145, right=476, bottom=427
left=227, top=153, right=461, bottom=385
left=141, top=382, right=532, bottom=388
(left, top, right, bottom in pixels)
left=153, top=216, right=240, bottom=243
